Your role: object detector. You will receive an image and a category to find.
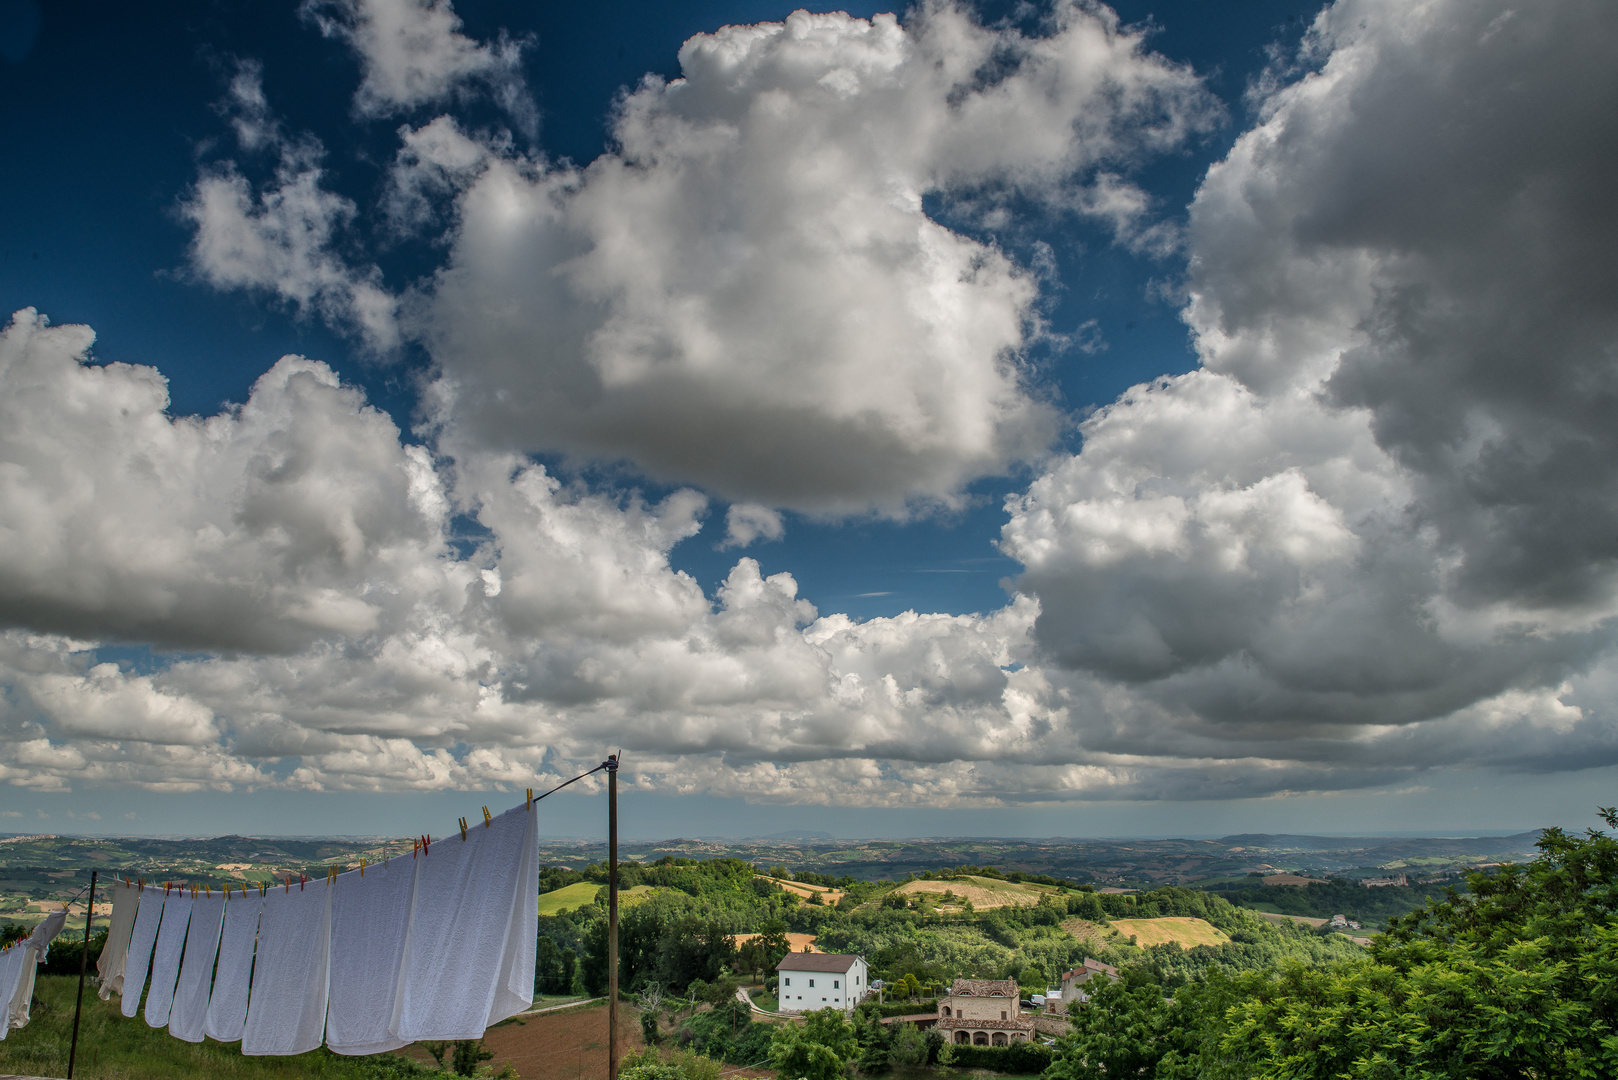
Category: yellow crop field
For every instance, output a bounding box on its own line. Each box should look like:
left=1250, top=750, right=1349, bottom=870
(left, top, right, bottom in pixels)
left=892, top=875, right=1058, bottom=910
left=1108, top=917, right=1230, bottom=949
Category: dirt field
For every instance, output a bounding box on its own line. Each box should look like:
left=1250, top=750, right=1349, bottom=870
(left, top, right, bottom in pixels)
left=892, top=876, right=1055, bottom=910
left=734, top=931, right=818, bottom=952
left=461, top=1002, right=776, bottom=1080
left=756, top=876, right=845, bottom=905
left=1261, top=874, right=1316, bottom=886
left=1108, top=917, right=1230, bottom=948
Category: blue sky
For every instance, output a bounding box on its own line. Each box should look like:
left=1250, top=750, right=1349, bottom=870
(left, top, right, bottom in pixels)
left=1, top=0, right=1615, bottom=839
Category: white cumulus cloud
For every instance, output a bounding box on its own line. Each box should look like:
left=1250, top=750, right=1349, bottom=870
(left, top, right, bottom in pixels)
left=424, top=1, right=1216, bottom=515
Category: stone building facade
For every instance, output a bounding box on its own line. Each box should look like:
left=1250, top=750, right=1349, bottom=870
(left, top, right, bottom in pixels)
left=935, top=978, right=1036, bottom=1045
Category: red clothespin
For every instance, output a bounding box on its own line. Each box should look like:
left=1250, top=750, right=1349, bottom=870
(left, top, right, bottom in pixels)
left=422, top=833, right=430, bottom=853
left=299, top=873, right=307, bottom=891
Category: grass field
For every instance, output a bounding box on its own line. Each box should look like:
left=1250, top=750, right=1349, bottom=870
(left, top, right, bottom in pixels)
left=538, top=881, right=602, bottom=916
left=891, top=876, right=1058, bottom=911
left=1059, top=917, right=1113, bottom=948
left=537, top=883, right=659, bottom=917
left=0, top=975, right=434, bottom=1079
left=1108, top=917, right=1230, bottom=949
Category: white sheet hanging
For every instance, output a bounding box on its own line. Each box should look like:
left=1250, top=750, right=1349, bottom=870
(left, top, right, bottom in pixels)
left=0, top=946, right=24, bottom=1040
left=391, top=803, right=537, bottom=1041
left=168, top=893, right=225, bottom=1042
left=98, top=879, right=140, bottom=1000
left=203, top=891, right=262, bottom=1044
left=7, top=909, right=67, bottom=1031
left=144, top=890, right=193, bottom=1027
left=120, top=886, right=166, bottom=1019
left=326, top=854, right=415, bottom=1055
left=241, top=880, right=332, bottom=1056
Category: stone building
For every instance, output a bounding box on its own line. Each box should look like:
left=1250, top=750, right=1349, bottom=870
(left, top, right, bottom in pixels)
left=935, top=978, right=1036, bottom=1045
left=1057, top=957, right=1119, bottom=1006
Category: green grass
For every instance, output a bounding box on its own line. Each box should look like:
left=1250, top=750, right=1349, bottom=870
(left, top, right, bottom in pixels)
left=537, top=880, right=602, bottom=916
left=750, top=991, right=779, bottom=1012
left=0, top=975, right=437, bottom=1079
left=536, top=882, right=660, bottom=916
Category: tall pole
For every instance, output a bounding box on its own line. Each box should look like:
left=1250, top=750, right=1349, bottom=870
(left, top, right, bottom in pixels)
left=67, top=868, right=97, bottom=1080
left=606, top=753, right=620, bottom=1080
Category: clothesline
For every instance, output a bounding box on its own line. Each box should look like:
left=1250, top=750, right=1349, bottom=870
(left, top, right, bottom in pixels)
left=95, top=793, right=550, bottom=1056
left=103, top=765, right=609, bottom=896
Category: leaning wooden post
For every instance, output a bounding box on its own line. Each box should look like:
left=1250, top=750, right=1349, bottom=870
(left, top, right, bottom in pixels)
left=606, top=753, right=620, bottom=1080
left=67, top=868, right=97, bottom=1079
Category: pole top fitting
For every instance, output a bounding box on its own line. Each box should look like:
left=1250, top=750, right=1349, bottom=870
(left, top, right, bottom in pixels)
left=603, top=752, right=619, bottom=772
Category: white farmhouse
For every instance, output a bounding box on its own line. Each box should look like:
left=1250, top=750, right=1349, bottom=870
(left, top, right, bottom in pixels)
left=775, top=952, right=870, bottom=1014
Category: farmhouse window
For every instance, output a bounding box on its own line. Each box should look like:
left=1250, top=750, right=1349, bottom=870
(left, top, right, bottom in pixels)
left=809, top=979, right=815, bottom=987
left=834, top=980, right=840, bottom=989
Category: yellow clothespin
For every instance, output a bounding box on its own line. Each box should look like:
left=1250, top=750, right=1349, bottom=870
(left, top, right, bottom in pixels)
left=459, top=816, right=468, bottom=841
left=359, top=857, right=366, bottom=878
left=526, top=787, right=533, bottom=810
left=482, top=806, right=492, bottom=828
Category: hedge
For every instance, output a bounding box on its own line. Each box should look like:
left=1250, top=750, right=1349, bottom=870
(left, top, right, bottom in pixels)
left=943, top=1041, right=1054, bottom=1073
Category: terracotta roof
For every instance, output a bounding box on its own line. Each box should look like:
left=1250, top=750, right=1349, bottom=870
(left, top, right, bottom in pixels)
left=947, top=978, right=1019, bottom=997
left=776, top=952, right=860, bottom=973
left=1061, top=959, right=1118, bottom=983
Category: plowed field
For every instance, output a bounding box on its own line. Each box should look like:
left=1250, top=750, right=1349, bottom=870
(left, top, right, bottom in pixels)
left=434, top=1001, right=776, bottom=1080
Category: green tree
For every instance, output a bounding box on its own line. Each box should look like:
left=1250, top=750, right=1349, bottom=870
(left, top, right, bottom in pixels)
left=854, top=1005, right=892, bottom=1074
left=771, top=1021, right=850, bottom=1080
left=1220, top=808, right=1618, bottom=1079
left=889, top=1022, right=927, bottom=1066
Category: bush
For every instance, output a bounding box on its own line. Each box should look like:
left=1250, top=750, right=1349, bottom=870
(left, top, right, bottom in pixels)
left=943, top=1041, right=1053, bottom=1073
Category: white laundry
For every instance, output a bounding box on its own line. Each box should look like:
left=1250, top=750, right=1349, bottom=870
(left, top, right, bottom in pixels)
left=98, top=879, right=140, bottom=1000
left=490, top=806, right=540, bottom=1025
left=144, top=890, right=193, bottom=1027
left=203, top=891, right=262, bottom=1043
left=326, top=855, right=415, bottom=1055
left=0, top=946, right=24, bottom=1040
left=391, top=804, right=537, bottom=1041
left=168, top=893, right=225, bottom=1043
left=120, top=885, right=167, bottom=1019
left=242, top=881, right=332, bottom=1056
left=7, top=909, right=67, bottom=1031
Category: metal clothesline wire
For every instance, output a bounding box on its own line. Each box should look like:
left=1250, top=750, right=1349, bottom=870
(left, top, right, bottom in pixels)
left=95, top=763, right=615, bottom=889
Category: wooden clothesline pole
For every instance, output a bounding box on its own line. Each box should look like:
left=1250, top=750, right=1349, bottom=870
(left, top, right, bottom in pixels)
left=606, top=753, right=620, bottom=1080
left=67, top=867, right=97, bottom=1079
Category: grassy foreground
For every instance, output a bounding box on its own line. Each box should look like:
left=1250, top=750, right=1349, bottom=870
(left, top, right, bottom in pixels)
left=0, top=975, right=436, bottom=1079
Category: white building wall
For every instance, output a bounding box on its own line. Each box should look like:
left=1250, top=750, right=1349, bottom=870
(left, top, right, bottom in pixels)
left=777, top=958, right=869, bottom=1014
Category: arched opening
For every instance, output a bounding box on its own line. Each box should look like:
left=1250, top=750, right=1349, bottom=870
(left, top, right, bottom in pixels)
left=954, top=1031, right=970, bottom=1045
left=973, top=1032, right=990, bottom=1046
left=942, top=1006, right=952, bottom=1017
left=1011, top=1033, right=1027, bottom=1043
left=991, top=1032, right=1008, bottom=1047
